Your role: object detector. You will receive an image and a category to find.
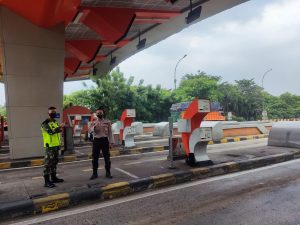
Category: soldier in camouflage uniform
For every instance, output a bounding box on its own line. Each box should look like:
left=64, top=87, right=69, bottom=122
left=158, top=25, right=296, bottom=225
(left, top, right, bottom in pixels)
left=41, top=106, right=65, bottom=188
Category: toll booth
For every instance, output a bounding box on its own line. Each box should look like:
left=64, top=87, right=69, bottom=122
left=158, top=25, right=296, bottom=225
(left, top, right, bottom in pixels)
left=178, top=99, right=213, bottom=166
left=73, top=115, right=83, bottom=138
left=117, top=109, right=136, bottom=148
left=170, top=101, right=224, bottom=122
left=63, top=106, right=94, bottom=138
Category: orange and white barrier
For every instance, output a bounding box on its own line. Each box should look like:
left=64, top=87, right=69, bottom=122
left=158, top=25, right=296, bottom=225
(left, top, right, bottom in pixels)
left=118, top=109, right=136, bottom=147
left=178, top=99, right=213, bottom=166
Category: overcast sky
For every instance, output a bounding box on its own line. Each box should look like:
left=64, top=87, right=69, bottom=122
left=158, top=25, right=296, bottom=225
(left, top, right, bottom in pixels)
left=1, top=0, right=299, bottom=105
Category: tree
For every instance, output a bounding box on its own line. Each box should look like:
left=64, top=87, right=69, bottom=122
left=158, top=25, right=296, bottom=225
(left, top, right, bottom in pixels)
left=175, top=71, right=221, bottom=102
left=218, top=82, right=242, bottom=115
left=64, top=69, right=300, bottom=122
left=0, top=106, right=6, bottom=120
left=235, top=79, right=264, bottom=120
left=64, top=68, right=177, bottom=122
left=265, top=92, right=300, bottom=119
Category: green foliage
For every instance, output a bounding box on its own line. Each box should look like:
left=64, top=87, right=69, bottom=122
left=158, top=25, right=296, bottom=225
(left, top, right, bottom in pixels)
left=175, top=71, right=221, bottom=102
left=235, top=79, right=264, bottom=120
left=0, top=106, right=6, bottom=119
left=64, top=68, right=300, bottom=122
left=265, top=92, right=300, bottom=119
left=218, top=82, right=242, bottom=116
left=64, top=68, right=178, bottom=122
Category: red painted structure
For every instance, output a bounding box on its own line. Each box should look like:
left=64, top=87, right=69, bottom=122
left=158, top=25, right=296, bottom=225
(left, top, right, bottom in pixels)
left=63, top=106, right=94, bottom=134
left=119, top=109, right=135, bottom=141
left=0, top=0, right=80, bottom=28
left=0, top=0, right=183, bottom=80
left=181, top=99, right=210, bottom=157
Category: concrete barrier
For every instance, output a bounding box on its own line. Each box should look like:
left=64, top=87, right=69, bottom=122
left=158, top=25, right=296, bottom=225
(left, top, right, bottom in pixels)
left=200, top=121, right=223, bottom=141
left=153, top=122, right=170, bottom=137
left=221, top=121, right=272, bottom=137
left=132, top=122, right=143, bottom=135
left=152, top=120, right=272, bottom=140
left=142, top=123, right=157, bottom=133
left=112, top=122, right=120, bottom=134
left=268, top=121, right=300, bottom=148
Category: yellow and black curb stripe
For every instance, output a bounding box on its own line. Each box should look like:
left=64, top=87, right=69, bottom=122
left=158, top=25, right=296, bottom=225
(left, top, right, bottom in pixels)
left=1, top=148, right=297, bottom=221
left=0, top=134, right=269, bottom=171
left=208, top=134, right=269, bottom=145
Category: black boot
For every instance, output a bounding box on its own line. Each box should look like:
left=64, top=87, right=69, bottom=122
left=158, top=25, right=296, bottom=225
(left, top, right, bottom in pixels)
left=51, top=173, right=64, bottom=183
left=44, top=175, right=56, bottom=188
left=106, top=170, right=112, bottom=179
left=105, top=163, right=112, bottom=178
left=90, top=169, right=98, bottom=180
left=90, top=173, right=98, bottom=180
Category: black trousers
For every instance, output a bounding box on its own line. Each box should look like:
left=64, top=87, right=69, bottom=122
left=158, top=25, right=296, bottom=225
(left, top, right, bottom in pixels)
left=92, top=137, right=111, bottom=173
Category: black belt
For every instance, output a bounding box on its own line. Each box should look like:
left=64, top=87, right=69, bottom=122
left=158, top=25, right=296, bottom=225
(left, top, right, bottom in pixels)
left=94, top=137, right=108, bottom=140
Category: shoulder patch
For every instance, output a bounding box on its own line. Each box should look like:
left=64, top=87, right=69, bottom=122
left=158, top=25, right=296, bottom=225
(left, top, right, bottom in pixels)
left=41, top=118, right=50, bottom=125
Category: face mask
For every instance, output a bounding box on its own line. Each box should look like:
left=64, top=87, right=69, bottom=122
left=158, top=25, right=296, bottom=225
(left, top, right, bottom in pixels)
left=97, top=114, right=103, bottom=119
left=49, top=112, right=56, bottom=119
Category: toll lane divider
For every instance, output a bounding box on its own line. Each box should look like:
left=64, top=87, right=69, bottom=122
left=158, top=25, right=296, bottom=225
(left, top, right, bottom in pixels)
left=0, top=134, right=269, bottom=171
left=0, top=149, right=297, bottom=221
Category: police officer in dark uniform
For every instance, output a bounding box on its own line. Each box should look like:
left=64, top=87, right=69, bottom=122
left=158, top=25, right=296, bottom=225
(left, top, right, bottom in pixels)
left=41, top=106, right=65, bottom=188
left=89, top=108, right=114, bottom=180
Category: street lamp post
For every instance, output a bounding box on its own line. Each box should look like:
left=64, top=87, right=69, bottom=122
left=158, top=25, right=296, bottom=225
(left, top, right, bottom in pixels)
left=174, top=54, right=187, bottom=90
left=261, top=68, right=272, bottom=120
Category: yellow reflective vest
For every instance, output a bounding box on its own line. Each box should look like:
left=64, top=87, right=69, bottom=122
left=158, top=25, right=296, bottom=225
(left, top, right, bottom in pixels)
left=41, top=119, right=61, bottom=148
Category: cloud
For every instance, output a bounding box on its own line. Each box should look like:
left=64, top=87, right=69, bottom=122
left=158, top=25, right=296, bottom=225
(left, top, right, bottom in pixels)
left=1, top=0, right=299, bottom=106
left=119, top=0, right=300, bottom=95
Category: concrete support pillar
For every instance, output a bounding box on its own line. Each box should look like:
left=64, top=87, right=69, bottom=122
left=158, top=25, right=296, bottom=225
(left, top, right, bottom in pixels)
left=0, top=7, right=64, bottom=159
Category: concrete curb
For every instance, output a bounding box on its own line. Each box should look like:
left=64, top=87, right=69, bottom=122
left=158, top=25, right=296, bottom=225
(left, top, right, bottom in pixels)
left=0, top=134, right=268, bottom=171
left=2, top=146, right=295, bottom=221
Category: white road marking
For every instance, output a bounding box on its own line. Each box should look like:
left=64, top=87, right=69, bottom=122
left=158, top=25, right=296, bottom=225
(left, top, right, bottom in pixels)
left=74, top=145, right=92, bottom=149
left=0, top=150, right=168, bottom=173
left=11, top=158, right=300, bottom=225
left=75, top=150, right=85, bottom=155
left=124, top=157, right=165, bottom=165
left=115, top=167, right=139, bottom=179
left=82, top=167, right=103, bottom=172
left=31, top=176, right=43, bottom=180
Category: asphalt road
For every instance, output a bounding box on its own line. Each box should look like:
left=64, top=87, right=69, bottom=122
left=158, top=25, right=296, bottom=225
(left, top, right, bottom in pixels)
left=2, top=138, right=296, bottom=204
left=8, top=157, right=300, bottom=225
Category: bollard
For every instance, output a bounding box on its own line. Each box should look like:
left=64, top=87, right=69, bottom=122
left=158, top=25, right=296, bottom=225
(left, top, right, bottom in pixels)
left=168, top=117, right=176, bottom=169
left=63, top=125, right=74, bottom=154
